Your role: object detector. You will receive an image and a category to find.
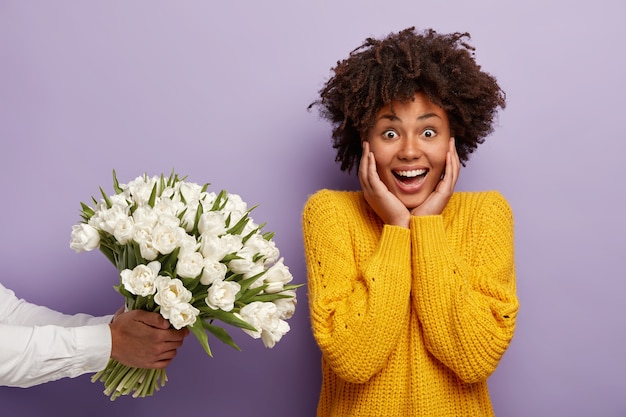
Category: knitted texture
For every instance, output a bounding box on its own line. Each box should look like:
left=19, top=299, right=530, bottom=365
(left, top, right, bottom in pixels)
left=302, top=189, right=518, bottom=417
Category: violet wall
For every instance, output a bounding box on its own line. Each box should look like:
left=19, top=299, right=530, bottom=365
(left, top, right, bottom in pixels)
left=1, top=1, right=625, bottom=416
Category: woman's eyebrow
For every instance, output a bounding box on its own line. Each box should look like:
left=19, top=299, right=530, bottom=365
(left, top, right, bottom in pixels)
left=377, top=112, right=441, bottom=122
left=417, top=112, right=441, bottom=121
left=377, top=113, right=399, bottom=122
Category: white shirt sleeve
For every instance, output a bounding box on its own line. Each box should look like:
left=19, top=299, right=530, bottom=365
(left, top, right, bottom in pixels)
left=0, top=283, right=114, bottom=388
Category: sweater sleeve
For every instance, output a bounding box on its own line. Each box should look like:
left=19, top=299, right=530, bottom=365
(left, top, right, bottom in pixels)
left=303, top=191, right=412, bottom=384
left=410, top=191, right=518, bottom=383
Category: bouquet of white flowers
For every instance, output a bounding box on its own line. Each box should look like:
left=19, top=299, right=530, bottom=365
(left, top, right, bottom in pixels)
left=70, top=171, right=299, bottom=400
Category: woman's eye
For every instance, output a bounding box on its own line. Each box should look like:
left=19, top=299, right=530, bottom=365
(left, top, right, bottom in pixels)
left=423, top=129, right=436, bottom=138
left=383, top=130, right=398, bottom=139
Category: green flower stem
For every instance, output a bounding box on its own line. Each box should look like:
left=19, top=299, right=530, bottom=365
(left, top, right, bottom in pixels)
left=103, top=359, right=126, bottom=387
left=103, top=365, right=130, bottom=398
left=117, top=366, right=142, bottom=396
left=91, top=359, right=168, bottom=400
left=137, top=369, right=156, bottom=398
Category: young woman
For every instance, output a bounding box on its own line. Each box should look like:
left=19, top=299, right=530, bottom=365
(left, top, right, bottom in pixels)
left=303, top=27, right=519, bottom=416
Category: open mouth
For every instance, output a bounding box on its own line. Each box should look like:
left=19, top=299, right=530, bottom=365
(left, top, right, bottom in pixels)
left=393, top=169, right=428, bottom=186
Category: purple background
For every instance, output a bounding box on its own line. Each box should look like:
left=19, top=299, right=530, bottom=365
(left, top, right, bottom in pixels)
left=1, top=1, right=625, bottom=416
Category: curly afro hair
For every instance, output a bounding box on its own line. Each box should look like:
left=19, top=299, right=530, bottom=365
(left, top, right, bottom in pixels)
left=309, top=27, right=506, bottom=173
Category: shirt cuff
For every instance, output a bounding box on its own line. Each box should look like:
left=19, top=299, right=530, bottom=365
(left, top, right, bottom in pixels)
left=72, top=323, right=112, bottom=374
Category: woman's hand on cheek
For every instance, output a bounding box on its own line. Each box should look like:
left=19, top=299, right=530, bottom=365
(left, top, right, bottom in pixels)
left=411, top=137, right=460, bottom=217
left=359, top=141, right=411, bottom=228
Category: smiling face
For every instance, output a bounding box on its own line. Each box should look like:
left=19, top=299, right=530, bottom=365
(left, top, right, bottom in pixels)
left=365, top=92, right=451, bottom=210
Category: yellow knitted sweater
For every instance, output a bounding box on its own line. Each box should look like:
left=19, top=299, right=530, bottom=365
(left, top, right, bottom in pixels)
left=302, top=189, right=518, bottom=417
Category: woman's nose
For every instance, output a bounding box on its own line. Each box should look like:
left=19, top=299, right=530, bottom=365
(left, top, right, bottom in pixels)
left=397, top=137, right=421, bottom=160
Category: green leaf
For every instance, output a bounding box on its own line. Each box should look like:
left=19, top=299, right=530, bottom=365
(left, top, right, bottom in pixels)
left=236, top=284, right=267, bottom=304
left=80, top=202, right=95, bottom=220
left=98, top=245, right=117, bottom=267
left=134, top=295, right=148, bottom=310
left=220, top=253, right=241, bottom=263
left=118, top=245, right=128, bottom=271
left=180, top=273, right=204, bottom=294
left=227, top=214, right=250, bottom=236
left=99, top=186, right=112, bottom=209
left=188, top=320, right=213, bottom=357
left=145, top=296, right=155, bottom=311
left=127, top=244, right=138, bottom=269
left=240, top=221, right=265, bottom=244
left=283, top=283, right=304, bottom=291
left=237, top=271, right=266, bottom=294
left=246, top=292, right=293, bottom=303
left=132, top=241, right=147, bottom=267
left=112, top=170, right=123, bottom=194
left=196, top=306, right=257, bottom=331
left=177, top=207, right=188, bottom=230
left=224, top=272, right=244, bottom=283
left=148, top=182, right=158, bottom=208
left=166, top=169, right=176, bottom=187
left=125, top=297, right=136, bottom=310
left=210, top=189, right=228, bottom=211
left=203, top=322, right=240, bottom=351
left=113, top=284, right=134, bottom=299
left=160, top=247, right=180, bottom=276
left=192, top=201, right=203, bottom=236
left=159, top=173, right=166, bottom=194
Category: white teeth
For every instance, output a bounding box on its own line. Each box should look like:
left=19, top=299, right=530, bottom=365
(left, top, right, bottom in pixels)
left=395, top=169, right=427, bottom=178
